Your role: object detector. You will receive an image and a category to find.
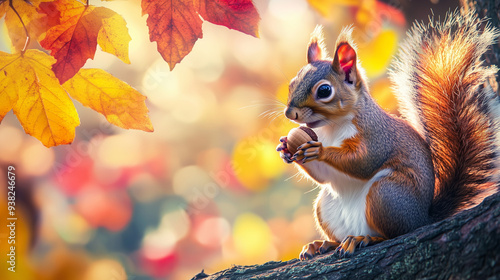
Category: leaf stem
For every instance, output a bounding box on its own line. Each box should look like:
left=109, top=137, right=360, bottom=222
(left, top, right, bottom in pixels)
left=9, top=0, right=30, bottom=54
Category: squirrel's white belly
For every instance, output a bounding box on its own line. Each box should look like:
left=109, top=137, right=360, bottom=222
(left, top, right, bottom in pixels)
left=299, top=115, right=388, bottom=240
left=303, top=161, right=390, bottom=241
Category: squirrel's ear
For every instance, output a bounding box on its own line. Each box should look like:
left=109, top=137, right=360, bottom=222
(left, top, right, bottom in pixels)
left=307, top=25, right=327, bottom=63
left=333, top=43, right=356, bottom=79
left=332, top=27, right=359, bottom=86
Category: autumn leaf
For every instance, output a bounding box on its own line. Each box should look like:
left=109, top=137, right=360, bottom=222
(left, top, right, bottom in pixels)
left=142, top=0, right=260, bottom=70
left=2, top=1, right=34, bottom=49
left=142, top=0, right=203, bottom=70
left=0, top=50, right=80, bottom=147
left=36, top=1, right=62, bottom=31
left=2, top=0, right=52, bottom=51
left=0, top=1, right=7, bottom=18
left=38, top=0, right=131, bottom=83
left=194, top=0, right=260, bottom=37
left=97, top=11, right=131, bottom=64
left=38, top=0, right=103, bottom=83
left=0, top=52, right=21, bottom=122
left=63, top=69, right=153, bottom=132
left=0, top=0, right=261, bottom=148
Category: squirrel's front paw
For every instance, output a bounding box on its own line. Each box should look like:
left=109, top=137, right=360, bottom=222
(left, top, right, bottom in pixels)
left=292, top=141, right=323, bottom=164
left=277, top=136, right=293, bottom=164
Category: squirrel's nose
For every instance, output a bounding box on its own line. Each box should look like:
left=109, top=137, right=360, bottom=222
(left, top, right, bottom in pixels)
left=285, top=107, right=300, bottom=120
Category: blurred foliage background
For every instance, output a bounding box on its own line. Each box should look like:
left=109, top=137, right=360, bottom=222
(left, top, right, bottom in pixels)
left=0, top=0, right=458, bottom=279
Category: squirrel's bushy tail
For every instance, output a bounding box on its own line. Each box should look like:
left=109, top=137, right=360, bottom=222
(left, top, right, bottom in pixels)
left=390, top=10, right=500, bottom=221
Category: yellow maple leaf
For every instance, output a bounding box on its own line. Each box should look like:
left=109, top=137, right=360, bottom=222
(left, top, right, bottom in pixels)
left=0, top=52, right=21, bottom=122
left=63, top=69, right=154, bottom=132
left=96, top=7, right=131, bottom=64
left=0, top=50, right=80, bottom=147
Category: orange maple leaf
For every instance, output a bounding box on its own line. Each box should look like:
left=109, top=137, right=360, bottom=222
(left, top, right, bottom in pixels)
left=38, top=0, right=130, bottom=83
left=142, top=0, right=203, bottom=70
left=38, top=0, right=104, bottom=83
left=195, top=0, right=260, bottom=37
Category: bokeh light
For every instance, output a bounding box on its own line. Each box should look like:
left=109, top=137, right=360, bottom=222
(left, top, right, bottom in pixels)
left=195, top=217, right=231, bottom=248
left=233, top=213, right=275, bottom=261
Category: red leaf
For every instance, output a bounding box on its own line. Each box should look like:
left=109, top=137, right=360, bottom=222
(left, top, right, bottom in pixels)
left=142, top=0, right=203, bottom=70
left=195, top=0, right=260, bottom=37
left=38, top=0, right=113, bottom=83
left=37, top=1, right=61, bottom=30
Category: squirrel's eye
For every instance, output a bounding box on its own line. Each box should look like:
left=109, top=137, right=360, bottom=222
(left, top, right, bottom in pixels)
left=317, top=84, right=332, bottom=100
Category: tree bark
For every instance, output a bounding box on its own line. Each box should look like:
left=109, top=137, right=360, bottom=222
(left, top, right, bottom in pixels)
left=192, top=193, right=500, bottom=280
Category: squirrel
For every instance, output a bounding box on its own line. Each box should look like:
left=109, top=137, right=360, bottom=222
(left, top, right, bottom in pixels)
left=276, top=10, right=500, bottom=260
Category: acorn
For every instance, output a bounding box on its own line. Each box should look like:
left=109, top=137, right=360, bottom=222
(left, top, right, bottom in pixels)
left=286, top=126, right=318, bottom=155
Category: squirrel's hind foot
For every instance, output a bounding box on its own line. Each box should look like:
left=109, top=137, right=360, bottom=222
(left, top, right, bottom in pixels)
left=299, top=240, right=339, bottom=260
left=334, top=235, right=385, bottom=257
